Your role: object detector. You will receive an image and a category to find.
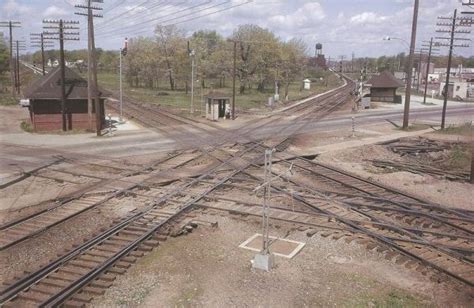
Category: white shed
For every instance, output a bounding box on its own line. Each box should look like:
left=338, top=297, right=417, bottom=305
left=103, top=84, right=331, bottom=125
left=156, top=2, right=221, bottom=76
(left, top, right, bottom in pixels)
left=303, top=79, right=311, bottom=90
left=205, top=92, right=231, bottom=121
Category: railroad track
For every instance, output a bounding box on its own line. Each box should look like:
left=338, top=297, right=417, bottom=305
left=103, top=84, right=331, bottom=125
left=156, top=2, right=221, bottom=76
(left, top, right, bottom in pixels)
left=0, top=138, right=285, bottom=306
left=7, top=67, right=472, bottom=304
left=0, top=149, right=207, bottom=250
left=1, top=75, right=356, bottom=306
left=216, top=153, right=474, bottom=287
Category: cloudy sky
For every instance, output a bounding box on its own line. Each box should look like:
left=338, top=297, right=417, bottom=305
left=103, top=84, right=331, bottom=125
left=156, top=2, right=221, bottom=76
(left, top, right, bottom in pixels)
left=1, top=0, right=472, bottom=58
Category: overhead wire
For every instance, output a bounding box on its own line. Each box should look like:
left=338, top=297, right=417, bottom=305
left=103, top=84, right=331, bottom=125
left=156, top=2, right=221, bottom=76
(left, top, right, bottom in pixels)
left=96, top=0, right=193, bottom=33
left=95, top=0, right=221, bottom=38
left=95, top=0, right=248, bottom=39
left=94, top=0, right=168, bottom=31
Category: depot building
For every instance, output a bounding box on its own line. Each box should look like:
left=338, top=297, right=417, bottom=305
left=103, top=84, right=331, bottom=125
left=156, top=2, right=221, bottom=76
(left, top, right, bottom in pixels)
left=21, top=66, right=106, bottom=131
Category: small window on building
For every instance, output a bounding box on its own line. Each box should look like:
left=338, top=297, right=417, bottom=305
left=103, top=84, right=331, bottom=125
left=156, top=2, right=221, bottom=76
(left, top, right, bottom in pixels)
left=456, top=86, right=460, bottom=91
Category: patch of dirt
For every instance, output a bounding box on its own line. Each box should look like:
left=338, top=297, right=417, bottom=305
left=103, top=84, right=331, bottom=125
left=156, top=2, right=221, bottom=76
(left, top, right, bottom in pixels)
left=317, top=139, right=473, bottom=210
left=92, top=213, right=471, bottom=307
left=0, top=105, right=29, bottom=134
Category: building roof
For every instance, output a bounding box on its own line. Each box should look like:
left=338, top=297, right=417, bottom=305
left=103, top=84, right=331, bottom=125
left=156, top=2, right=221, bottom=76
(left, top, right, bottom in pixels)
left=24, top=66, right=107, bottom=100
left=366, top=71, right=404, bottom=89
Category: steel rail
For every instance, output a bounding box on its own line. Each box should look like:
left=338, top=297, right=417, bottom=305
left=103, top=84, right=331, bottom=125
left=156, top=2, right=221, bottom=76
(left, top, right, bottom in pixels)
left=243, top=170, right=474, bottom=287
left=0, top=141, right=262, bottom=305
left=0, top=158, right=64, bottom=190
left=1, top=75, right=355, bottom=305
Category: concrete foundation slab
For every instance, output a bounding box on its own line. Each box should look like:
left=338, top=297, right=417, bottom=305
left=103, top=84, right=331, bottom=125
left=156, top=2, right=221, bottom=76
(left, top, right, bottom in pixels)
left=239, top=233, right=305, bottom=259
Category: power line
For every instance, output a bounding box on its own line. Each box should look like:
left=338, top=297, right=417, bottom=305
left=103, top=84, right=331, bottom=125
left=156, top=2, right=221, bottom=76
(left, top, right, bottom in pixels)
left=31, top=33, right=55, bottom=75
left=93, top=0, right=174, bottom=32
left=436, top=9, right=471, bottom=130
left=0, top=21, right=21, bottom=95
left=95, top=0, right=223, bottom=38
left=75, top=0, right=104, bottom=135
left=95, top=0, right=252, bottom=40
left=43, top=19, right=81, bottom=132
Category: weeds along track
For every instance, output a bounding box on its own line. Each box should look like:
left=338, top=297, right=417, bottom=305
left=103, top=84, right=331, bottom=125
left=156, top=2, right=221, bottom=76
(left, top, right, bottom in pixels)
left=0, top=150, right=202, bottom=250
left=0, top=138, right=288, bottom=306
left=0, top=78, right=353, bottom=252
left=1, top=77, right=356, bottom=306
left=197, top=156, right=474, bottom=288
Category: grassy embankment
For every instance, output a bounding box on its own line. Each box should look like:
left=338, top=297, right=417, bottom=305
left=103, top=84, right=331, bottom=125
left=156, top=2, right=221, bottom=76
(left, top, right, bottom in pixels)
left=96, top=70, right=342, bottom=116
left=0, top=68, right=40, bottom=106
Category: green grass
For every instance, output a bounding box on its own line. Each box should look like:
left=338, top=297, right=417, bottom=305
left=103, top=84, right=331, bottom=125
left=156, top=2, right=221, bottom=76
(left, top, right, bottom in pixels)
left=437, top=122, right=473, bottom=136
left=0, top=68, right=41, bottom=106
left=447, top=143, right=471, bottom=170
left=96, top=71, right=342, bottom=115
left=20, top=120, right=33, bottom=132
left=0, top=73, right=17, bottom=106
left=0, top=93, right=17, bottom=106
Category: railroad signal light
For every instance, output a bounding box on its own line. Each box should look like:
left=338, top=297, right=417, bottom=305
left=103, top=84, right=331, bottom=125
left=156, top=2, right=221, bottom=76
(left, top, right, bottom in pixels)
left=121, top=37, right=128, bottom=56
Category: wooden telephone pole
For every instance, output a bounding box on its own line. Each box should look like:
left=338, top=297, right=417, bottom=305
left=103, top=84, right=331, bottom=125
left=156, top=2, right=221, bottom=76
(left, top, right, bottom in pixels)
left=12, top=40, right=26, bottom=94
left=30, top=33, right=55, bottom=75
left=420, top=38, right=440, bottom=104
left=0, top=21, right=21, bottom=95
left=43, top=19, right=80, bottom=132
left=75, top=0, right=104, bottom=135
left=402, top=0, right=419, bottom=129
left=436, top=9, right=471, bottom=129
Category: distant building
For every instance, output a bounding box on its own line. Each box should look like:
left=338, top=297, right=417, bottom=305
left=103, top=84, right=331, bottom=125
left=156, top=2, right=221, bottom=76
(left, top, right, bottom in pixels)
left=365, top=71, right=404, bottom=103
left=22, top=66, right=106, bottom=131
left=439, top=81, right=469, bottom=100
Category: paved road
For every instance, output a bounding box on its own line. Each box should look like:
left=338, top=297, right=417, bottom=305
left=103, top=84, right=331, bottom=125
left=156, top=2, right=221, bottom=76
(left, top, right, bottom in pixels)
left=240, top=104, right=474, bottom=140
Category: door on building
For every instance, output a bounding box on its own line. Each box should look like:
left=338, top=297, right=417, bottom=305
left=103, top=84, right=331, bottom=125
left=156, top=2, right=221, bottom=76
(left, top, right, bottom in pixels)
left=218, top=99, right=226, bottom=118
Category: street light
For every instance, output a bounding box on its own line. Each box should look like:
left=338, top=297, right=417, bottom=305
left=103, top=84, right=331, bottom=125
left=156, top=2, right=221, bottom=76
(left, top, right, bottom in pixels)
left=383, top=36, right=410, bottom=49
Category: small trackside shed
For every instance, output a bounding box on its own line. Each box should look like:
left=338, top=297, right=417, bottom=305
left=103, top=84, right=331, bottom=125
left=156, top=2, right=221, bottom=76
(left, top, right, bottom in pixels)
left=365, top=71, right=404, bottom=104
left=23, top=66, right=105, bottom=131
left=205, top=92, right=231, bottom=121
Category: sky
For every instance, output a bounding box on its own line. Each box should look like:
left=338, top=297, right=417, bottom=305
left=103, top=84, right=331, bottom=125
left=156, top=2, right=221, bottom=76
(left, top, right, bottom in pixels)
left=1, top=0, right=473, bottom=58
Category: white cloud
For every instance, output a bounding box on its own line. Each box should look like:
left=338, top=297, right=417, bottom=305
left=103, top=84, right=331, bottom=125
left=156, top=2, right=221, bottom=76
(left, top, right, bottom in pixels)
left=269, top=2, right=325, bottom=30
left=350, top=12, right=387, bottom=25
left=2, top=0, right=33, bottom=17
left=43, top=5, right=68, bottom=18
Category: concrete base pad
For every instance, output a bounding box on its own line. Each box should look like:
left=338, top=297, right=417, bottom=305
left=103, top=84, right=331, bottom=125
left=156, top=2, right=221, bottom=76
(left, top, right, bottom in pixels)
left=239, top=233, right=305, bottom=259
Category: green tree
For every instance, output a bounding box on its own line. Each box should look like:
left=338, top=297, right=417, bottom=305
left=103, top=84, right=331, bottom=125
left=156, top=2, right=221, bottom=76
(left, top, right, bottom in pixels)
left=0, top=38, right=9, bottom=75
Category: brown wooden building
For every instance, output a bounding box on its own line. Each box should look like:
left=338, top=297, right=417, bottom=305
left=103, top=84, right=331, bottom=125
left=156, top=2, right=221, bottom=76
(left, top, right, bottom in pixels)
left=365, top=71, right=404, bottom=103
left=23, top=67, right=105, bottom=131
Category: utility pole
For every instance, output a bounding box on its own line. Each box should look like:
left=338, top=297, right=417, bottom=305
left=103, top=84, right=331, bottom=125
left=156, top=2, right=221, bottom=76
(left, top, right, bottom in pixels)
left=187, top=41, right=195, bottom=115
left=232, top=40, right=237, bottom=120
left=30, top=33, right=54, bottom=75
left=13, top=40, right=26, bottom=94
left=421, top=38, right=440, bottom=104
left=436, top=9, right=471, bottom=129
left=402, top=0, right=419, bottom=130
left=339, top=55, right=345, bottom=73
left=351, top=52, right=354, bottom=73
left=76, top=0, right=103, bottom=135
left=416, top=49, right=423, bottom=92
left=43, top=19, right=80, bottom=132
left=422, top=38, right=433, bottom=105
left=0, top=21, right=21, bottom=95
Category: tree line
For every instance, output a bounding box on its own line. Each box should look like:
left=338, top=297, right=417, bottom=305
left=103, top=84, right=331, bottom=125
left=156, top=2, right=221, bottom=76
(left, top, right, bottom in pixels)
left=124, top=24, right=310, bottom=97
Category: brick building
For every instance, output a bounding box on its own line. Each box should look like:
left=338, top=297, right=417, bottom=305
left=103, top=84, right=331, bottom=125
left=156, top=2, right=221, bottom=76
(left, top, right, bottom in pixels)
left=365, top=71, right=404, bottom=104
left=23, top=66, right=105, bottom=131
